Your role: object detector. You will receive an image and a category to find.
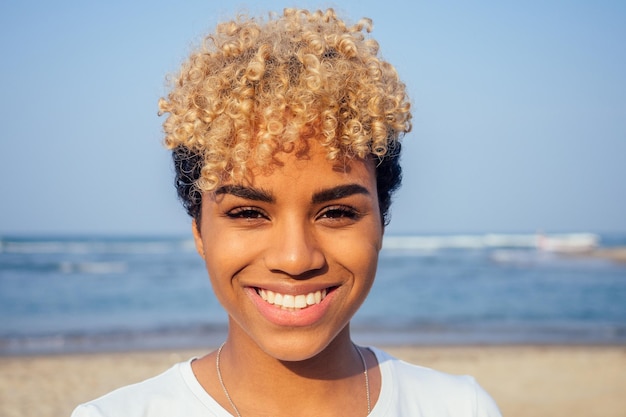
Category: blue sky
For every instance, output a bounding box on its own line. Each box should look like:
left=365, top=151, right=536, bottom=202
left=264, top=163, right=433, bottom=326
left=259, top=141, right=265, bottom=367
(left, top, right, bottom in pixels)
left=1, top=0, right=624, bottom=235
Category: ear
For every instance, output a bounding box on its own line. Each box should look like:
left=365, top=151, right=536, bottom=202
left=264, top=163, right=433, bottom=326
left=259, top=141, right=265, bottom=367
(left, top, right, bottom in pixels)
left=191, top=219, right=205, bottom=260
left=377, top=227, right=385, bottom=251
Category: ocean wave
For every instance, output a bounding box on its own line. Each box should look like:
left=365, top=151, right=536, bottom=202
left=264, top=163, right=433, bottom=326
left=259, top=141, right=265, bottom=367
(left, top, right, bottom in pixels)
left=382, top=233, right=600, bottom=252
left=0, top=324, right=228, bottom=355
left=0, top=237, right=196, bottom=255
left=58, top=261, right=127, bottom=274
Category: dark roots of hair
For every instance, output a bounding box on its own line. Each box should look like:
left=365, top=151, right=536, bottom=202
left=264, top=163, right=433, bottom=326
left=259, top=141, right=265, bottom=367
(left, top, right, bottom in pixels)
left=172, top=143, right=402, bottom=227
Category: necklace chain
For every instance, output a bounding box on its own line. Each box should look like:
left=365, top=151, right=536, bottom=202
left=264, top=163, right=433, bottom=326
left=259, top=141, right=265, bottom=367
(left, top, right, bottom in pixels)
left=357, top=343, right=371, bottom=414
left=216, top=342, right=242, bottom=417
left=216, top=342, right=371, bottom=416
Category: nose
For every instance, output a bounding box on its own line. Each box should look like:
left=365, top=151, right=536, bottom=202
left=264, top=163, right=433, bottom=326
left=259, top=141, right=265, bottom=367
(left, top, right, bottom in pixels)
left=263, top=218, right=326, bottom=277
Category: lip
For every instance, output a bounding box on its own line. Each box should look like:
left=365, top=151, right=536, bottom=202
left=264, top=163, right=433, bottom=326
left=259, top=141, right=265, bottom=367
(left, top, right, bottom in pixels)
left=245, top=285, right=337, bottom=327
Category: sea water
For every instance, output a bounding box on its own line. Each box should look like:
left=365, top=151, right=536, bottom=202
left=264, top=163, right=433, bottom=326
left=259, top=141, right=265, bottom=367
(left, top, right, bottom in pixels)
left=1, top=233, right=625, bottom=354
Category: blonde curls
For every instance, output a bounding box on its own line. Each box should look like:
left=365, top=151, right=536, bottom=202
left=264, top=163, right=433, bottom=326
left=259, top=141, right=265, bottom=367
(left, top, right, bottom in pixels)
left=161, top=8, right=411, bottom=222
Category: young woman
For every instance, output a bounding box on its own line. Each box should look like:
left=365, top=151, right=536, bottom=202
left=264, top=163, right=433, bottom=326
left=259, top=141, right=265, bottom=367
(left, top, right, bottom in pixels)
left=73, top=8, right=501, bottom=417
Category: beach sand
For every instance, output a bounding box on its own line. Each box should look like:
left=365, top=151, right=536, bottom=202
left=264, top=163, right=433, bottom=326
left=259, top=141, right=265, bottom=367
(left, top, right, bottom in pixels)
left=588, top=247, right=626, bottom=263
left=1, top=345, right=625, bottom=417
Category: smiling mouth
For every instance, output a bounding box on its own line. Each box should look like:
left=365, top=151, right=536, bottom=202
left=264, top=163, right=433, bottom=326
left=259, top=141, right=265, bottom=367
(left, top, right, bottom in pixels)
left=255, top=288, right=332, bottom=310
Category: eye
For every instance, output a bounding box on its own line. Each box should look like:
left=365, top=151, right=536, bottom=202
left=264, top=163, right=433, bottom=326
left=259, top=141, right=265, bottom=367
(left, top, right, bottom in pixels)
left=226, top=207, right=269, bottom=220
left=317, top=206, right=360, bottom=222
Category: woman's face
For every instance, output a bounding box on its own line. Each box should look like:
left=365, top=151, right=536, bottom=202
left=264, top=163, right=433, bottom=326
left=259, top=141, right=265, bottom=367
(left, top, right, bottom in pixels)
left=193, top=141, right=383, bottom=361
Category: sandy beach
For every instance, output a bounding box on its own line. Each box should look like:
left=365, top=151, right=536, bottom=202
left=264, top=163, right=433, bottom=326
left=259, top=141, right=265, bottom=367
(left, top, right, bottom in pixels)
left=1, top=344, right=624, bottom=417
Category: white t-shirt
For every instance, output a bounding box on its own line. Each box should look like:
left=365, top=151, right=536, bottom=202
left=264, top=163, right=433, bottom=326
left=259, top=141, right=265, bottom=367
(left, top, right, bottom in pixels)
left=72, top=347, right=501, bottom=416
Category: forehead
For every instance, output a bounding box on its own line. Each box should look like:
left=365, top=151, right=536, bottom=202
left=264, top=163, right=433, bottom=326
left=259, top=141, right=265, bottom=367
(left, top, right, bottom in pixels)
left=235, top=141, right=377, bottom=190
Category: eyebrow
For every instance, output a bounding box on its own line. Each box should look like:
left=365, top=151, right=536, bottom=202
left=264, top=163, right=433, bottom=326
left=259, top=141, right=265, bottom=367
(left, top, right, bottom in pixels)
left=215, top=185, right=275, bottom=203
left=215, top=183, right=370, bottom=204
left=311, top=184, right=371, bottom=204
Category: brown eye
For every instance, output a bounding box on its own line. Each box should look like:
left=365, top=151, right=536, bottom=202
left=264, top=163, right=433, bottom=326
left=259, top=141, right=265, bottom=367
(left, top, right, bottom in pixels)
left=226, top=207, right=268, bottom=220
left=318, top=206, right=360, bottom=221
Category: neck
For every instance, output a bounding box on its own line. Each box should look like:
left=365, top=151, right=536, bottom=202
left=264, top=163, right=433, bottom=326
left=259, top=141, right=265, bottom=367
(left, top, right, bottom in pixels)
left=211, top=324, right=371, bottom=416
left=223, top=323, right=359, bottom=380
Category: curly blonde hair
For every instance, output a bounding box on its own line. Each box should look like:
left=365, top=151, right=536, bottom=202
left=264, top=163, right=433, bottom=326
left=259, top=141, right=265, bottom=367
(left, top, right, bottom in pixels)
left=159, top=8, right=412, bottom=224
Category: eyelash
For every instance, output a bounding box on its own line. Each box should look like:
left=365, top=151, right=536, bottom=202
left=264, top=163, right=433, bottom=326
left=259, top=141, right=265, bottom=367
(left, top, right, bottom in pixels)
left=318, top=205, right=360, bottom=221
left=225, top=205, right=360, bottom=221
left=225, top=207, right=268, bottom=220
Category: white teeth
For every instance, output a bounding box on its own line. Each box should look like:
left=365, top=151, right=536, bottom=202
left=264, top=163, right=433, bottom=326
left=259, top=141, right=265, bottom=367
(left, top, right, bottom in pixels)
left=294, top=295, right=307, bottom=308
left=306, top=292, right=316, bottom=305
left=274, top=293, right=283, bottom=306
left=257, top=288, right=329, bottom=310
left=282, top=294, right=295, bottom=308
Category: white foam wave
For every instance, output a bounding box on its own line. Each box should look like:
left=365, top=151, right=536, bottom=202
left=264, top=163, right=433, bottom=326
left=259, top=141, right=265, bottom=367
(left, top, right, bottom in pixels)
left=382, top=233, right=600, bottom=251
left=58, top=261, right=127, bottom=274
left=0, top=238, right=196, bottom=255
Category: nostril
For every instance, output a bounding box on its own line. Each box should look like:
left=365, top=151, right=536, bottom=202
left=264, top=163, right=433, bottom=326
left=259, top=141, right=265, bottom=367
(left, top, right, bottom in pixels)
left=264, top=233, right=326, bottom=276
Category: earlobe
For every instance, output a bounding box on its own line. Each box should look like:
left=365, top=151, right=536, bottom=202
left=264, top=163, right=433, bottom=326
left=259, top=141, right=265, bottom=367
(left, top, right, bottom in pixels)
left=191, top=220, right=205, bottom=260
left=377, top=229, right=384, bottom=251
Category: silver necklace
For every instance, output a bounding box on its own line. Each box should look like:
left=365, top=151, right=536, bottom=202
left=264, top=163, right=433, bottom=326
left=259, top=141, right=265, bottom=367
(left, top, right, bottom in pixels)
left=216, top=342, right=371, bottom=416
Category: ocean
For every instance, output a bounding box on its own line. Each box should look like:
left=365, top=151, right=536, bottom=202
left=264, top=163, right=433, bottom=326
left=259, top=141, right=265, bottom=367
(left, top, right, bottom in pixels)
left=1, top=233, right=625, bottom=355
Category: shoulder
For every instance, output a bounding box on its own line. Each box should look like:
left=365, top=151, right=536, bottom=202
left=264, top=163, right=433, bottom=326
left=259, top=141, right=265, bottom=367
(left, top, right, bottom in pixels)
left=71, top=359, right=218, bottom=417
left=370, top=347, right=501, bottom=417
left=374, top=347, right=473, bottom=392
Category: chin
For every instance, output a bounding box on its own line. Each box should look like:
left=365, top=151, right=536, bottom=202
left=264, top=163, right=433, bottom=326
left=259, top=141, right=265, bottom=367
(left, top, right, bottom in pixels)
left=254, top=328, right=347, bottom=362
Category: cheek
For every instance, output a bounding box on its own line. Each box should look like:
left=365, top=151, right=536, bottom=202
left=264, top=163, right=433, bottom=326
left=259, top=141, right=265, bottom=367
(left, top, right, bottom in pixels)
left=327, top=230, right=381, bottom=280
left=356, top=248, right=380, bottom=285
left=201, top=230, right=255, bottom=283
